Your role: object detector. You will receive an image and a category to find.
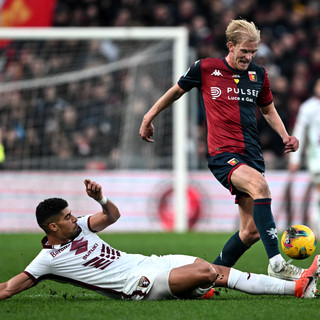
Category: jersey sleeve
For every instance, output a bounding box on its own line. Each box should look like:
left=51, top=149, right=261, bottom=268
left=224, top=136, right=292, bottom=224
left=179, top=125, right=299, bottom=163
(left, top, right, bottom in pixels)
left=24, top=251, right=51, bottom=283
left=77, top=215, right=95, bottom=233
left=256, top=67, right=273, bottom=106
left=178, top=59, right=202, bottom=92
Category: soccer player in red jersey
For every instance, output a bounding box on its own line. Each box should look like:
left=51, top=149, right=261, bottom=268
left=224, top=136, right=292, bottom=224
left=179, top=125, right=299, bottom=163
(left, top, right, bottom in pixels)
left=140, top=19, right=301, bottom=281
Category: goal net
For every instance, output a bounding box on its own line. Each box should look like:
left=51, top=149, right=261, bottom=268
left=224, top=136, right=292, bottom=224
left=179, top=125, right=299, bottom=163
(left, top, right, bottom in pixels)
left=0, top=27, right=190, bottom=231
left=0, top=27, right=188, bottom=170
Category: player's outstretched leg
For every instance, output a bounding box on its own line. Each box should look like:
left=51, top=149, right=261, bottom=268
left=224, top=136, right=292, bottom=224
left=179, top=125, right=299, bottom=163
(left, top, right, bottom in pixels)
left=294, top=254, right=320, bottom=298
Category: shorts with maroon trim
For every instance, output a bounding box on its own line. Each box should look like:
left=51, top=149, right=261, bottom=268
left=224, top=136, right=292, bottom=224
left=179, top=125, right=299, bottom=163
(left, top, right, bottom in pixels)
left=124, top=254, right=197, bottom=300
left=207, top=152, right=265, bottom=200
left=143, top=254, right=197, bottom=300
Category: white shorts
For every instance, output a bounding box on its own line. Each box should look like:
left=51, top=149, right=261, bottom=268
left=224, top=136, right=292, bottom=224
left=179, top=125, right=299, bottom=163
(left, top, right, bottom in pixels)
left=124, top=254, right=197, bottom=300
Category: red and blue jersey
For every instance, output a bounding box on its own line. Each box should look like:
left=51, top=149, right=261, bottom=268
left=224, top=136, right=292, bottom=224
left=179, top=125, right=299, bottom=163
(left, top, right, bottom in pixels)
left=178, top=58, right=273, bottom=160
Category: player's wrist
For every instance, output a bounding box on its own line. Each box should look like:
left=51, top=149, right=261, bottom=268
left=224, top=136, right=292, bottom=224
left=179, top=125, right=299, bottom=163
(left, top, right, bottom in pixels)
left=97, top=196, right=108, bottom=205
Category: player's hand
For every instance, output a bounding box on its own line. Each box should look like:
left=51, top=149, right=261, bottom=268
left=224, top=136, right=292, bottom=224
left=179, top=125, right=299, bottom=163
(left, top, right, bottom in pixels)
left=84, top=179, right=103, bottom=201
left=283, top=136, right=299, bottom=154
left=139, top=121, right=154, bottom=142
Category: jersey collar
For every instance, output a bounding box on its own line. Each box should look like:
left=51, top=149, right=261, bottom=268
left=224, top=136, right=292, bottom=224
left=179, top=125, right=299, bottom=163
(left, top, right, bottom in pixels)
left=222, top=57, right=249, bottom=74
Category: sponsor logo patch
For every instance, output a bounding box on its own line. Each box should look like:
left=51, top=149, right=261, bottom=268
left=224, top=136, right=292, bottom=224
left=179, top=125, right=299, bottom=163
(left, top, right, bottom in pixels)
left=210, top=87, right=221, bottom=99
left=227, top=158, right=239, bottom=166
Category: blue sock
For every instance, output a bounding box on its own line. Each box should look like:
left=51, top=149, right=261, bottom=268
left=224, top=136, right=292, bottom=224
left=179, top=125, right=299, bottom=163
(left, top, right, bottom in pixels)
left=253, top=198, right=279, bottom=259
left=213, top=231, right=249, bottom=267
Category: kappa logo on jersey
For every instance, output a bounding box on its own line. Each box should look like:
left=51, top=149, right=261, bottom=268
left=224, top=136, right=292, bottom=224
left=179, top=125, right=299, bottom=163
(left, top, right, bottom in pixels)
left=210, top=87, right=221, bottom=99
left=248, top=71, right=257, bottom=82
left=227, top=158, right=239, bottom=166
left=70, top=237, right=88, bottom=255
left=211, top=69, right=223, bottom=76
left=138, top=276, right=150, bottom=288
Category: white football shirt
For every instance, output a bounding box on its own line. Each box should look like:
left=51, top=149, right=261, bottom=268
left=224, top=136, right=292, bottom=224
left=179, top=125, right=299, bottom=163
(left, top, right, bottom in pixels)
left=24, top=216, right=156, bottom=300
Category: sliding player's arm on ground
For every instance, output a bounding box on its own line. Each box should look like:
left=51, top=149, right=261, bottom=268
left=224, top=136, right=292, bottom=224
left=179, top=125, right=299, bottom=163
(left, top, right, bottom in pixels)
left=0, top=272, right=34, bottom=300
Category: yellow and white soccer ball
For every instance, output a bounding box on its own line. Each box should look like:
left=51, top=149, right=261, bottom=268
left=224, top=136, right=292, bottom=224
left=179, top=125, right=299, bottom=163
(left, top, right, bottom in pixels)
left=281, top=225, right=317, bottom=260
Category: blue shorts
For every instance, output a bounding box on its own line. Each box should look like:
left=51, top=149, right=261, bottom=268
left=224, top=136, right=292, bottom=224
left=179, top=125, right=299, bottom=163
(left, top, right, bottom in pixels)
left=207, top=152, right=265, bottom=197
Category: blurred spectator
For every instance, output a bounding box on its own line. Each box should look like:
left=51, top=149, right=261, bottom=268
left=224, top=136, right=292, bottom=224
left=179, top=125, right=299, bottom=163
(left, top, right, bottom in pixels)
left=151, top=3, right=176, bottom=27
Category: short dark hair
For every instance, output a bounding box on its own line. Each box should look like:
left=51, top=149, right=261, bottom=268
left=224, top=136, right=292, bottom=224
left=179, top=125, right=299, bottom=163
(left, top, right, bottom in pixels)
left=36, top=198, right=68, bottom=232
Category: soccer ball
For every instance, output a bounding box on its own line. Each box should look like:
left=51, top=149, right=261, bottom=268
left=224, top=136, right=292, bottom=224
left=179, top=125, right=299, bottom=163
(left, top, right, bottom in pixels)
left=281, top=225, right=317, bottom=260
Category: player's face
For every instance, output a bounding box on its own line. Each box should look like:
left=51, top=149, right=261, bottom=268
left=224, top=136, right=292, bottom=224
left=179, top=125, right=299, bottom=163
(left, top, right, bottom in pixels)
left=55, top=207, right=79, bottom=238
left=227, top=40, right=258, bottom=71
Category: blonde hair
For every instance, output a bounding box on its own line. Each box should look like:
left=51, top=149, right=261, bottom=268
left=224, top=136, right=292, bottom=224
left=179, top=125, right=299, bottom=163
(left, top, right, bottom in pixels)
left=226, top=19, right=260, bottom=47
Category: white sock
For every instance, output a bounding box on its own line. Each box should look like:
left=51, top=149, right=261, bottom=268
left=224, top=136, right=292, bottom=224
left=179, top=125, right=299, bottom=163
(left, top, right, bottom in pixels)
left=227, top=268, right=295, bottom=295
left=269, top=254, right=285, bottom=272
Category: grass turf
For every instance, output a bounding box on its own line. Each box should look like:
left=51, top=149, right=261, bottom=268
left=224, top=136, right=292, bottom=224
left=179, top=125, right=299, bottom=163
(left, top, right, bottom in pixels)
left=0, top=232, right=319, bottom=320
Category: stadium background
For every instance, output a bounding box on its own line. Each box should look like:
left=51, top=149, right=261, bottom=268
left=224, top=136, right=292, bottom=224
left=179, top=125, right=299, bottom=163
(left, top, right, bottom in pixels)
left=0, top=0, right=320, bottom=232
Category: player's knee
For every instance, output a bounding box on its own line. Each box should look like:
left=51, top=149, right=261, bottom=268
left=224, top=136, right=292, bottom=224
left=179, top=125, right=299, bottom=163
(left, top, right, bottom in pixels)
left=250, top=178, right=270, bottom=198
left=197, top=261, right=217, bottom=285
left=256, top=180, right=270, bottom=197
left=241, top=229, right=260, bottom=245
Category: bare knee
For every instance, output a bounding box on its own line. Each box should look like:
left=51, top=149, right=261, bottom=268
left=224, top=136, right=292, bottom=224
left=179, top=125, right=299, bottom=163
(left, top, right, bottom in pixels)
left=194, top=259, right=217, bottom=285
left=251, top=178, right=270, bottom=199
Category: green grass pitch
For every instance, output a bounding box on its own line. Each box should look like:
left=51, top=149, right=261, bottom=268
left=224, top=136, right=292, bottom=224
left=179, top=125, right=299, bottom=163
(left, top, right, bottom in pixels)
left=0, top=232, right=319, bottom=320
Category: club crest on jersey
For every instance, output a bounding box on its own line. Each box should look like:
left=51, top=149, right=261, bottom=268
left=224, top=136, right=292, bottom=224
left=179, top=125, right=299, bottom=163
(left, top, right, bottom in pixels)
left=248, top=71, right=257, bottom=82
left=234, top=79, right=239, bottom=84
left=227, top=158, right=239, bottom=166
left=138, top=276, right=150, bottom=288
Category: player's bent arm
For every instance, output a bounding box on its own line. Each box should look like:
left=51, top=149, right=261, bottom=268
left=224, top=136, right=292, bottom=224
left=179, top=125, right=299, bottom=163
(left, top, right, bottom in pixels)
left=0, top=272, right=34, bottom=300
left=143, top=83, right=186, bottom=122
left=260, top=102, right=299, bottom=153
left=84, top=179, right=121, bottom=232
left=89, top=198, right=121, bottom=232
left=140, top=84, right=186, bottom=141
left=259, top=102, right=289, bottom=139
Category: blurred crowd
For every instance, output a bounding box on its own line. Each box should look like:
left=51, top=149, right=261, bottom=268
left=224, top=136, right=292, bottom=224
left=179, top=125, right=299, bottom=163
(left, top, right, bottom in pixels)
left=0, top=37, right=171, bottom=170
left=1, top=0, right=320, bottom=170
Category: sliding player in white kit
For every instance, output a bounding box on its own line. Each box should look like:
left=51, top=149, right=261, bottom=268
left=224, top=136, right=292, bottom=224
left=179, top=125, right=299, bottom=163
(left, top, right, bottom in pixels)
left=289, top=78, right=320, bottom=237
left=0, top=179, right=319, bottom=301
